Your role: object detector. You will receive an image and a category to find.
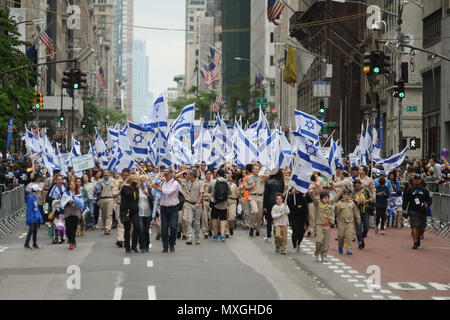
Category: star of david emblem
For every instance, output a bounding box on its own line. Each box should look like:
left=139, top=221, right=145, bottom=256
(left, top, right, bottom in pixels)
left=163, top=141, right=167, bottom=148
left=305, top=141, right=319, bottom=157
left=177, top=115, right=185, bottom=124
left=305, top=119, right=315, bottom=131
left=133, top=133, right=144, bottom=145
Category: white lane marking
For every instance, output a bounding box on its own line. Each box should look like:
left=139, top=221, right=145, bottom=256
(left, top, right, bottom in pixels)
left=347, top=279, right=358, bottom=283
left=342, top=266, right=351, bottom=269
left=330, top=258, right=339, bottom=261
left=0, top=247, right=8, bottom=252
left=355, top=275, right=366, bottom=279
left=336, top=262, right=345, bottom=266
left=431, top=296, right=450, bottom=300
left=354, top=284, right=366, bottom=288
left=363, top=289, right=374, bottom=293
left=372, top=295, right=384, bottom=299
left=340, top=275, right=351, bottom=278
left=18, top=236, right=24, bottom=239
left=348, top=270, right=359, bottom=274
left=147, top=260, right=154, bottom=268
left=123, top=257, right=130, bottom=265
left=328, top=266, right=338, bottom=269
left=147, top=285, right=157, bottom=300
left=149, top=243, right=152, bottom=248
left=388, top=296, right=403, bottom=300
left=113, top=287, right=123, bottom=300
left=380, top=289, right=392, bottom=294
left=334, top=270, right=344, bottom=273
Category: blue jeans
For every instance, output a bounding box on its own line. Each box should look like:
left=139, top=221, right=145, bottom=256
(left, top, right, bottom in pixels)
left=160, top=206, right=178, bottom=250
left=25, top=222, right=38, bottom=246
left=139, top=216, right=151, bottom=250
left=357, top=212, right=370, bottom=243
left=85, top=199, right=94, bottom=226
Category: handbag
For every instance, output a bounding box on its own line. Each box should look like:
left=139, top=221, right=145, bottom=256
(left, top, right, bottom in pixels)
left=120, top=209, right=131, bottom=223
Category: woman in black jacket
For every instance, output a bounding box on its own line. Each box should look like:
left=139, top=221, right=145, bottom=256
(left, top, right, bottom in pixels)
left=263, top=169, right=285, bottom=241
left=120, top=175, right=140, bottom=253
left=287, top=189, right=312, bottom=253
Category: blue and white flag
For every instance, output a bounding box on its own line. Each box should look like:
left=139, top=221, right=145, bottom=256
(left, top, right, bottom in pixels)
left=258, top=129, right=279, bottom=170
left=372, top=120, right=382, bottom=162
left=328, top=138, right=337, bottom=177
left=107, top=127, right=119, bottom=152
left=193, top=124, right=213, bottom=164
left=292, top=132, right=332, bottom=178
left=375, top=147, right=407, bottom=174
left=289, top=132, right=313, bottom=193
left=128, top=122, right=154, bottom=160
left=294, top=110, right=324, bottom=142
left=150, top=128, right=172, bottom=167
left=233, top=122, right=258, bottom=167
left=171, top=138, right=196, bottom=166
left=278, top=130, right=293, bottom=169
left=107, top=147, right=137, bottom=173
left=49, top=183, right=66, bottom=200
left=118, top=124, right=132, bottom=155
left=24, top=128, right=42, bottom=154
left=170, top=103, right=194, bottom=141
left=335, top=142, right=345, bottom=169
left=6, top=117, right=14, bottom=153
left=139, top=94, right=168, bottom=130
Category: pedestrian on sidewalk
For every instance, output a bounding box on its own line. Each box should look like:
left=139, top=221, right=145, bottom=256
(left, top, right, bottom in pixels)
left=120, top=175, right=141, bottom=253
left=208, top=168, right=231, bottom=242
left=24, top=184, right=44, bottom=249
left=271, top=193, right=290, bottom=255
left=402, top=174, right=432, bottom=249
left=286, top=189, right=311, bottom=253
left=335, top=188, right=361, bottom=255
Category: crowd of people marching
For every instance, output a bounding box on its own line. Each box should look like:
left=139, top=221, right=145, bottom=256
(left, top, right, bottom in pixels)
left=0, top=151, right=449, bottom=259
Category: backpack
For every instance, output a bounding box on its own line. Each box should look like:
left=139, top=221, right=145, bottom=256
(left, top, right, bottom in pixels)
left=214, top=180, right=229, bottom=203
left=178, top=191, right=185, bottom=211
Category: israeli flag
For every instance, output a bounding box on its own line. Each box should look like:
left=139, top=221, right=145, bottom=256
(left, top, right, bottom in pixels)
left=258, top=129, right=279, bottom=170
left=328, top=138, right=337, bottom=177
left=372, top=122, right=382, bottom=162
left=375, top=147, right=407, bottom=174
left=289, top=133, right=313, bottom=193
left=107, top=127, right=119, bottom=151
left=292, top=132, right=332, bottom=178
left=171, top=138, right=195, bottom=165
left=139, top=94, right=168, bottom=130
left=335, top=142, right=345, bottom=169
left=71, top=137, right=81, bottom=157
left=233, top=122, right=258, bottom=167
left=170, top=103, right=194, bottom=140
left=193, top=124, right=212, bottom=164
left=108, top=147, right=137, bottom=173
left=128, top=122, right=155, bottom=160
left=150, top=128, right=172, bottom=167
left=278, top=130, right=293, bottom=169
left=294, top=110, right=324, bottom=142
left=24, top=128, right=42, bottom=154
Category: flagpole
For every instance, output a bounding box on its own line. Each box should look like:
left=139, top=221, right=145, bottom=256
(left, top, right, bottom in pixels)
left=321, top=129, right=336, bottom=149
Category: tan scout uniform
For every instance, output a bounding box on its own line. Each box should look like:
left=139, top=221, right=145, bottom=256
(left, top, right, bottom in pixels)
left=246, top=175, right=264, bottom=232
left=335, top=198, right=361, bottom=251
left=307, top=181, right=321, bottom=235
left=113, top=178, right=124, bottom=242
left=185, top=179, right=203, bottom=241
left=98, top=179, right=115, bottom=233
left=178, top=177, right=190, bottom=237
left=202, top=179, right=212, bottom=236
left=309, top=190, right=342, bottom=259
left=225, top=182, right=238, bottom=235
left=238, top=176, right=250, bottom=229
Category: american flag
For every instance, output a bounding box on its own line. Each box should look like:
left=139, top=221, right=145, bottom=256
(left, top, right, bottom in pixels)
left=39, top=27, right=55, bottom=60
left=203, top=62, right=217, bottom=86
left=267, top=0, right=286, bottom=26
left=96, top=66, right=106, bottom=89
left=210, top=47, right=221, bottom=66
left=210, top=96, right=222, bottom=113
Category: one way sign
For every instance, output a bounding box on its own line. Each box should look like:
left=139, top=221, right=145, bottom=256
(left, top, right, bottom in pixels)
left=409, top=137, right=420, bottom=150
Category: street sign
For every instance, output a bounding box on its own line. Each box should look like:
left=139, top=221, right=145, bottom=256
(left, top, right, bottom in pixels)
left=405, top=105, right=417, bottom=112
left=256, top=98, right=268, bottom=109
left=28, top=121, right=35, bottom=126
left=410, top=56, right=415, bottom=82
left=313, top=81, right=331, bottom=97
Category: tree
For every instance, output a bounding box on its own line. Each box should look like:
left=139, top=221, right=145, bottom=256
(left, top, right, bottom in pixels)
left=0, top=9, right=38, bottom=153
left=224, top=78, right=263, bottom=125
left=169, top=86, right=218, bottom=121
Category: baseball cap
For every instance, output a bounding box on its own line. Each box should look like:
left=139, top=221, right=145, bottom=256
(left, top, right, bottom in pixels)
left=31, top=184, right=42, bottom=192
left=163, top=168, right=173, bottom=174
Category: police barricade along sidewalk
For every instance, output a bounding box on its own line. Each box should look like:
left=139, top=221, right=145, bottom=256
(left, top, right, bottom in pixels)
left=0, top=184, right=26, bottom=239
left=427, top=191, right=450, bottom=238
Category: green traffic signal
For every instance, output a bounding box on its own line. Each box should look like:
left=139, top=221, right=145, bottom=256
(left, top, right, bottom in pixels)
left=74, top=83, right=79, bottom=89
left=319, top=108, right=325, bottom=114
left=373, top=67, right=380, bottom=74
left=399, top=92, right=405, bottom=98
left=35, top=104, right=41, bottom=109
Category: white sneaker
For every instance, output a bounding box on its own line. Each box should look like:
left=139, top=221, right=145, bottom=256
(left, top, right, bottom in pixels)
left=315, top=255, right=321, bottom=262
left=322, top=257, right=328, bottom=263
left=264, top=237, right=271, bottom=242
left=381, top=230, right=385, bottom=235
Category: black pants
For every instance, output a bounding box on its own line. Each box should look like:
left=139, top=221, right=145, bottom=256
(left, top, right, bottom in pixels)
left=265, top=204, right=275, bottom=238
left=25, top=222, right=38, bottom=246
left=375, top=207, right=387, bottom=230
left=291, top=212, right=307, bottom=248
left=124, top=214, right=140, bottom=250
left=65, top=216, right=79, bottom=245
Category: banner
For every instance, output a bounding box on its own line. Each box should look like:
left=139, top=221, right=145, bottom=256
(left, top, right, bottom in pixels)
left=59, top=153, right=70, bottom=172
left=71, top=154, right=95, bottom=172
left=6, top=117, right=14, bottom=154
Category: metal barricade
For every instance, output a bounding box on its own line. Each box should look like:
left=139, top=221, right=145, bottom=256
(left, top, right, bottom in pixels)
left=426, top=191, right=450, bottom=239
left=0, top=185, right=26, bottom=239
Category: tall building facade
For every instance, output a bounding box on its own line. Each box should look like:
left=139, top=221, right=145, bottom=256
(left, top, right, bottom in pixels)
left=132, top=40, right=149, bottom=122
left=221, top=0, right=250, bottom=105
left=185, top=0, right=207, bottom=92
left=122, top=0, right=134, bottom=119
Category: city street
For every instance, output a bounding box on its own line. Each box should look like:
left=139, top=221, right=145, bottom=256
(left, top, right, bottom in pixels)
left=1, top=224, right=449, bottom=300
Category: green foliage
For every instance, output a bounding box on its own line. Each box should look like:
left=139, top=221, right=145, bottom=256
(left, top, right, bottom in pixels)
left=224, top=78, right=263, bottom=125
left=169, top=86, right=218, bottom=121
left=0, top=8, right=38, bottom=152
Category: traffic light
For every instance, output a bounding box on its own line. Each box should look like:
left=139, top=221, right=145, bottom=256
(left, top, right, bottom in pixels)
left=34, top=92, right=43, bottom=109
left=382, top=53, right=391, bottom=74
left=62, top=69, right=74, bottom=89
left=81, top=120, right=86, bottom=129
left=319, top=100, right=325, bottom=114
left=72, top=69, right=87, bottom=90
left=394, top=80, right=405, bottom=99
left=60, top=113, right=65, bottom=122
left=372, top=51, right=383, bottom=74
left=409, top=137, right=420, bottom=150
left=363, top=52, right=373, bottom=74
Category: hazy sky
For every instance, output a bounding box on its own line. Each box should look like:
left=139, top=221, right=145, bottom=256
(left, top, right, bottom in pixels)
left=133, top=0, right=185, bottom=99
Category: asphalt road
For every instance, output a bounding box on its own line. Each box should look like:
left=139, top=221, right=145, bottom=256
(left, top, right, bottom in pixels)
left=0, top=221, right=448, bottom=300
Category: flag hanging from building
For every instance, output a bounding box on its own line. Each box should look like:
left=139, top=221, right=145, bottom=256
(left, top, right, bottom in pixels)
left=211, top=96, right=222, bottom=113
left=267, top=0, right=286, bottom=26
left=96, top=67, right=106, bottom=90
left=39, top=27, right=55, bottom=60
left=283, top=45, right=297, bottom=86
left=256, top=73, right=265, bottom=89
left=210, top=47, right=221, bottom=66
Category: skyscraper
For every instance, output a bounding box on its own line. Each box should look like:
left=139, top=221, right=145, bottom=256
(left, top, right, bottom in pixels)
left=132, top=40, right=150, bottom=122
left=122, top=0, right=134, bottom=119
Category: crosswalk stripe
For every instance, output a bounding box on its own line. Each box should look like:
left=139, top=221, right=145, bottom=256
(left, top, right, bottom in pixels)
left=147, top=260, right=154, bottom=268
left=113, top=287, right=123, bottom=300
left=148, top=285, right=157, bottom=300
left=123, top=257, right=130, bottom=265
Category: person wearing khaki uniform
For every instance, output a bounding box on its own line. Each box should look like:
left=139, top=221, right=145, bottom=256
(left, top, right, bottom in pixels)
left=309, top=188, right=342, bottom=262
left=97, top=169, right=115, bottom=235
left=245, top=164, right=265, bottom=237
left=335, top=189, right=361, bottom=255
left=201, top=170, right=213, bottom=238
left=113, top=173, right=125, bottom=246
left=184, top=170, right=203, bottom=245
left=225, top=174, right=238, bottom=237
left=176, top=169, right=190, bottom=240
left=307, top=179, right=321, bottom=237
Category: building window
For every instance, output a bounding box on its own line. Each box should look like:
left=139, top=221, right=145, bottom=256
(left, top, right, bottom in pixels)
left=270, top=32, right=274, bottom=43
left=270, top=55, right=274, bottom=66
left=423, top=9, right=441, bottom=48
left=423, top=67, right=441, bottom=114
